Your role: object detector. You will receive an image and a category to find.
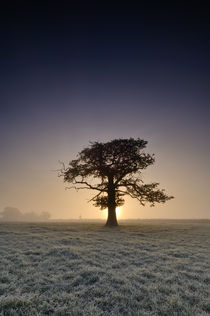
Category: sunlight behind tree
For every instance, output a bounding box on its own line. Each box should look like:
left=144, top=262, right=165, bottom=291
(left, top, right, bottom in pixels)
left=59, top=138, right=173, bottom=226
left=102, top=207, right=121, bottom=220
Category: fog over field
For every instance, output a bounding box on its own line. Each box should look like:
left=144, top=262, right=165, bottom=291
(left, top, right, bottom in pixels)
left=0, top=220, right=209, bottom=315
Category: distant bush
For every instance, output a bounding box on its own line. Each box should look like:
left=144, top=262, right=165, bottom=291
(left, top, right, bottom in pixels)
left=0, top=207, right=50, bottom=221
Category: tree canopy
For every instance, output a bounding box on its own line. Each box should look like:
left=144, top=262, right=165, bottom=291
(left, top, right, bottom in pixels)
left=60, top=138, right=173, bottom=226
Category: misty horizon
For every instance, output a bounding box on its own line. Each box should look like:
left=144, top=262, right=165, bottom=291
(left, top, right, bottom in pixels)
left=1, top=206, right=209, bottom=222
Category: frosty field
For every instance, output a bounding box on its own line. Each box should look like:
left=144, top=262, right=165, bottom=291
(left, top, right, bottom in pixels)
left=0, top=220, right=209, bottom=315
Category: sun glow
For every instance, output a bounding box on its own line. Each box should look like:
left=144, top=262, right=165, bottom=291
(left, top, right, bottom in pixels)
left=102, top=207, right=122, bottom=219
left=116, top=207, right=121, bottom=218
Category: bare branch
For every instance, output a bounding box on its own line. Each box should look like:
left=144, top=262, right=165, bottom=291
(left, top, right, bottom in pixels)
left=72, top=180, right=107, bottom=192
left=88, top=191, right=103, bottom=203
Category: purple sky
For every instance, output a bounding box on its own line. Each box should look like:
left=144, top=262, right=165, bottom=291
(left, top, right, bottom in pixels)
left=1, top=5, right=209, bottom=219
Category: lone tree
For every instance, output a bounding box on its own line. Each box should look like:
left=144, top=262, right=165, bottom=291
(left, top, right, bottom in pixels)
left=59, top=138, right=173, bottom=226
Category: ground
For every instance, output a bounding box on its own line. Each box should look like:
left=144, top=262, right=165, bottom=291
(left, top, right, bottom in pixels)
left=0, top=220, right=209, bottom=315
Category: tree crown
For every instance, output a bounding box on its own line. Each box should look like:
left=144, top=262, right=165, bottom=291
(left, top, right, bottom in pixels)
left=60, top=138, right=173, bottom=210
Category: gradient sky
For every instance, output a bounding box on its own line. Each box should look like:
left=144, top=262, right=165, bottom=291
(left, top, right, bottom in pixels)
left=1, top=4, right=210, bottom=219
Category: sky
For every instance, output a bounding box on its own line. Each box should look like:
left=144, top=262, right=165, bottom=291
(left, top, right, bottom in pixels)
left=1, top=4, right=210, bottom=220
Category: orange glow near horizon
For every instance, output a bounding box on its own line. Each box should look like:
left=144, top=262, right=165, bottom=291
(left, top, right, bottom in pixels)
left=103, top=207, right=121, bottom=220
left=116, top=207, right=121, bottom=219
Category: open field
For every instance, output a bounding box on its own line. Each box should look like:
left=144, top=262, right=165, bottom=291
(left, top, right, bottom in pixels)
left=0, top=220, right=209, bottom=315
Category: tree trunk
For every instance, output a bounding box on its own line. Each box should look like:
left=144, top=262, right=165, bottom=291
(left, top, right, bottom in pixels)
left=105, top=176, right=118, bottom=226
left=106, top=205, right=118, bottom=226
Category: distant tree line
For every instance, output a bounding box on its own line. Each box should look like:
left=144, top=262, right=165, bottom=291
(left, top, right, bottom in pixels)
left=0, top=207, right=50, bottom=222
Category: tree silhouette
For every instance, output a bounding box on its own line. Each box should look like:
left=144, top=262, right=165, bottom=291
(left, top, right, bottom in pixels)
left=0, top=207, right=22, bottom=221
left=60, top=138, right=173, bottom=226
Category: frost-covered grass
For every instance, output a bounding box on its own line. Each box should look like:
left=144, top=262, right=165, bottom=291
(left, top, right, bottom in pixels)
left=0, top=220, right=209, bottom=315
